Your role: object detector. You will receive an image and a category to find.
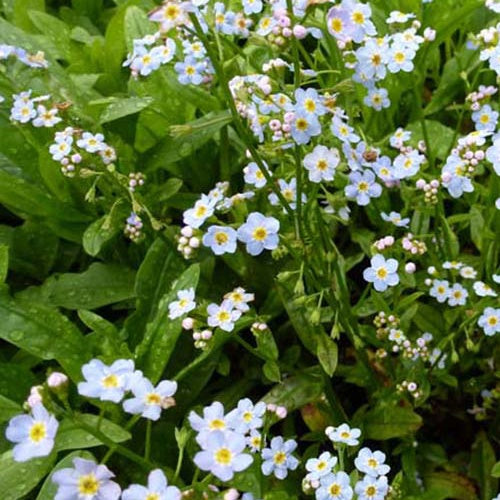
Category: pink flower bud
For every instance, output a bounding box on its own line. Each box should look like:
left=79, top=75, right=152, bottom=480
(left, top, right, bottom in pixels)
left=405, top=262, right=416, bottom=274
left=181, top=226, right=193, bottom=238
left=282, top=27, right=292, bottom=37
left=267, top=403, right=277, bottom=412
left=182, top=317, right=194, bottom=330
left=224, top=489, right=239, bottom=500
left=47, top=372, right=68, bottom=388
left=293, top=25, right=307, bottom=39
left=275, top=406, right=287, bottom=419
left=416, top=179, right=426, bottom=189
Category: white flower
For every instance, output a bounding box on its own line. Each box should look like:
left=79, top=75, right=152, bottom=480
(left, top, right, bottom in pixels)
left=478, top=307, right=500, bottom=336
left=303, top=145, right=339, bottom=183
left=429, top=279, right=450, bottom=303
left=325, top=423, right=361, bottom=446
left=354, top=447, right=390, bottom=477
left=363, top=254, right=399, bottom=292
left=473, top=281, right=497, bottom=297
left=207, top=300, right=242, bottom=332
left=305, top=451, right=338, bottom=481
left=168, top=288, right=196, bottom=319
left=447, top=283, right=468, bottom=306
left=5, top=404, right=58, bottom=462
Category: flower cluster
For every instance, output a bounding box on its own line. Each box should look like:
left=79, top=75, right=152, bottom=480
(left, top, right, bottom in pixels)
left=78, top=359, right=177, bottom=421
left=304, top=423, right=391, bottom=500
left=190, top=399, right=294, bottom=482
left=0, top=43, right=48, bottom=68
left=172, top=286, right=255, bottom=348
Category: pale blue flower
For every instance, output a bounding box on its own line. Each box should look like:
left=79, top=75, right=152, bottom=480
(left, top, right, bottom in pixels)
left=331, top=116, right=360, bottom=143
left=472, top=104, right=498, bottom=132
left=268, top=178, right=307, bottom=210
left=294, top=88, right=327, bottom=117
left=303, top=145, right=339, bottom=183
left=183, top=194, right=217, bottom=228
left=478, top=307, right=500, bottom=336
left=52, top=457, right=121, bottom=500
left=316, top=471, right=353, bottom=500
left=5, top=404, right=58, bottom=462
left=447, top=283, right=468, bottom=307
left=344, top=170, right=382, bottom=206
left=202, top=225, right=237, bottom=255
left=123, top=376, right=177, bottom=421
left=305, top=451, right=338, bottom=481
left=168, top=288, right=196, bottom=319
left=325, top=423, right=361, bottom=446
left=244, top=162, right=270, bottom=188
left=354, top=475, right=388, bottom=500
left=381, top=211, right=409, bottom=228
left=194, top=430, right=253, bottom=481
left=189, top=401, right=230, bottom=447
left=364, top=87, right=390, bottom=111
left=261, top=436, right=299, bottom=479
left=174, top=56, right=205, bottom=85
left=76, top=132, right=105, bottom=153
left=237, top=212, right=280, bottom=256
left=291, top=112, right=321, bottom=145
left=393, top=149, right=425, bottom=179
left=77, top=359, right=135, bottom=403
left=122, top=469, right=181, bottom=500
left=227, top=398, right=266, bottom=433
left=354, top=447, right=390, bottom=477
left=363, top=254, right=399, bottom=292
left=207, top=300, right=242, bottom=332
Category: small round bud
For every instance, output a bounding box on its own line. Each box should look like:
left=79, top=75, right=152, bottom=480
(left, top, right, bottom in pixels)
left=182, top=317, right=194, bottom=330
left=405, top=262, right=416, bottom=274
left=47, top=372, right=68, bottom=388
left=181, top=226, right=193, bottom=238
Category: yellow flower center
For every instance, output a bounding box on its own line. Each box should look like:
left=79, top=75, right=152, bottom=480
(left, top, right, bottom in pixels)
left=480, top=114, right=490, bottom=124
left=179, top=298, right=188, bottom=307
left=376, top=268, right=388, bottom=279
left=488, top=316, right=497, bottom=326
left=366, top=486, right=377, bottom=496
left=145, top=393, right=161, bottom=405
left=215, top=448, right=232, bottom=465
left=274, top=451, right=287, bottom=465
left=215, top=232, right=229, bottom=245
left=209, top=419, right=226, bottom=430
left=217, top=311, right=230, bottom=322
left=102, top=374, right=119, bottom=388
left=358, top=181, right=369, bottom=192
left=368, top=458, right=378, bottom=468
left=340, top=431, right=350, bottom=438
left=243, top=411, right=253, bottom=422
left=371, top=54, right=381, bottom=66
left=186, top=66, right=195, bottom=75
left=317, top=461, right=326, bottom=470
left=304, top=99, right=316, bottom=112
left=146, top=494, right=160, bottom=500
left=317, top=160, right=328, bottom=171
left=78, top=474, right=100, bottom=495
left=330, top=18, right=343, bottom=32
left=283, top=189, right=294, bottom=201
left=165, top=4, right=180, bottom=19
left=251, top=436, right=261, bottom=447
left=394, top=52, right=405, bottom=63
left=352, top=11, right=364, bottom=24
left=194, top=205, right=207, bottom=218
left=329, top=483, right=341, bottom=495
left=253, top=227, right=268, bottom=241
left=29, top=422, right=47, bottom=443
left=296, top=118, right=308, bottom=131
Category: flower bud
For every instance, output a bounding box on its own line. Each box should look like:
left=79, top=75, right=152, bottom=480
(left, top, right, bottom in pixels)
left=47, top=372, right=68, bottom=389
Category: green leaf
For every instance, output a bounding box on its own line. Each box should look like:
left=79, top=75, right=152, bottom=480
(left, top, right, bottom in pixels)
left=28, top=10, right=71, bottom=60
left=0, top=450, right=56, bottom=500
left=0, top=362, right=37, bottom=403
left=147, top=111, right=232, bottom=171
left=83, top=203, right=127, bottom=257
left=364, top=404, right=422, bottom=440
left=262, top=367, right=323, bottom=412
left=406, top=120, right=455, bottom=161
left=0, top=395, right=22, bottom=424
left=492, top=462, right=500, bottom=478
left=124, top=5, right=155, bottom=52
left=470, top=206, right=485, bottom=251
left=124, top=237, right=185, bottom=348
left=0, top=244, right=8, bottom=283
left=0, top=287, right=91, bottom=380
left=55, top=414, right=131, bottom=451
left=263, top=360, right=281, bottom=382
left=469, top=432, right=497, bottom=500
left=136, top=263, right=200, bottom=383
left=316, top=334, right=338, bottom=377
left=423, top=472, right=478, bottom=500
left=17, top=263, right=136, bottom=310
left=0, top=169, right=90, bottom=223
left=98, top=96, right=153, bottom=124
left=36, top=450, right=95, bottom=500
left=255, top=329, right=279, bottom=361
